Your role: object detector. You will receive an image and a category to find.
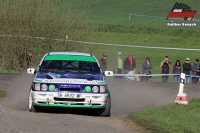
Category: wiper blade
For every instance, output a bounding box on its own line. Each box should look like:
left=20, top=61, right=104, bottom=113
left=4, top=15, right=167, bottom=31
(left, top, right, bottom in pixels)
left=40, top=69, right=65, bottom=72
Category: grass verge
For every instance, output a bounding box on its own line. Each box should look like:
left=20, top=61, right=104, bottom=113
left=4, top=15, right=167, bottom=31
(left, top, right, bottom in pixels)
left=129, top=98, right=200, bottom=133
left=0, top=91, right=6, bottom=97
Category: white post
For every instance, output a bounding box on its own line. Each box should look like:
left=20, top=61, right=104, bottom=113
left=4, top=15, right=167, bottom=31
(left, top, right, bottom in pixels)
left=129, top=14, right=131, bottom=20
left=179, top=73, right=185, bottom=93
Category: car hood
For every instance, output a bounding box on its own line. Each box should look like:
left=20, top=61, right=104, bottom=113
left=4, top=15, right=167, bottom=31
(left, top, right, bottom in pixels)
left=35, top=72, right=104, bottom=81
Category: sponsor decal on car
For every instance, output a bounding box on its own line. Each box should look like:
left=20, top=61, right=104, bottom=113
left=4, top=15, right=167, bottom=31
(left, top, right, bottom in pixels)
left=33, top=79, right=42, bottom=82
left=41, top=79, right=99, bottom=84
left=98, top=81, right=106, bottom=85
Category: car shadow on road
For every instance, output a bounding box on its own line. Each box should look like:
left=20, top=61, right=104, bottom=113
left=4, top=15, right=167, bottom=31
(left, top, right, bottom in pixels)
left=34, top=107, right=103, bottom=117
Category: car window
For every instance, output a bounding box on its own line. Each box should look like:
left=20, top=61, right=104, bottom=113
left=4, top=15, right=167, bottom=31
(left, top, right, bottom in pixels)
left=40, top=60, right=100, bottom=73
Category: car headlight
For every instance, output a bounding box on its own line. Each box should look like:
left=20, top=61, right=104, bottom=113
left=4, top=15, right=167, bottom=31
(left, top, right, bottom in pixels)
left=84, top=86, right=91, bottom=92
left=100, top=86, right=105, bottom=93
left=92, top=86, right=99, bottom=93
left=41, top=84, right=48, bottom=91
left=34, top=83, right=40, bottom=91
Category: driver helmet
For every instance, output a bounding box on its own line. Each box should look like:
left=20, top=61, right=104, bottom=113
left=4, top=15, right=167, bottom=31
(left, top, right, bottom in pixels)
left=52, top=60, right=62, bottom=69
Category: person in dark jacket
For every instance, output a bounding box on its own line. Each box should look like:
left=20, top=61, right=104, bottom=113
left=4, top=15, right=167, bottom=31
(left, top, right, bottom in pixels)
left=191, top=59, right=200, bottom=84
left=100, top=53, right=107, bottom=72
left=160, top=56, right=171, bottom=83
left=123, top=52, right=136, bottom=74
left=142, top=56, right=153, bottom=81
left=183, top=58, right=192, bottom=84
left=172, top=60, right=181, bottom=83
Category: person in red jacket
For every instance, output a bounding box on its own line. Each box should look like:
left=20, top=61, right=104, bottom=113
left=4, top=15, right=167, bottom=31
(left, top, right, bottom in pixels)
left=172, top=60, right=181, bottom=83
left=123, top=52, right=136, bottom=74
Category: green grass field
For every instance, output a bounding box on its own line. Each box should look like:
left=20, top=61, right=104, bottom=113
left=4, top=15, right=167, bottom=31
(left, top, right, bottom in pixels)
left=129, top=98, right=200, bottom=133
left=67, top=0, right=200, bottom=28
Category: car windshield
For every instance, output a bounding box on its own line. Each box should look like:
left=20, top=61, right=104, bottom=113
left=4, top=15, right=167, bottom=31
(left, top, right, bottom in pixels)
left=39, top=55, right=100, bottom=73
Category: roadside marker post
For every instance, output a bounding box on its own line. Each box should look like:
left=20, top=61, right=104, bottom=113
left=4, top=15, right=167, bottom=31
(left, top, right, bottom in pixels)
left=175, top=73, right=188, bottom=105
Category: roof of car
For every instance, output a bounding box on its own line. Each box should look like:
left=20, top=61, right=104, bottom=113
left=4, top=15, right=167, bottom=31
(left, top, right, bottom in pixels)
left=48, top=52, right=92, bottom=56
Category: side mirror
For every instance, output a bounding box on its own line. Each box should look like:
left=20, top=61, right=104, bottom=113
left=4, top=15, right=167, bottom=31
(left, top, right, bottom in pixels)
left=104, top=71, right=113, bottom=76
left=27, top=68, right=36, bottom=74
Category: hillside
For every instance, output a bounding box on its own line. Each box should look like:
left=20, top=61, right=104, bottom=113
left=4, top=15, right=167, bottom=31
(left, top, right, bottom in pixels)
left=67, top=0, right=200, bottom=28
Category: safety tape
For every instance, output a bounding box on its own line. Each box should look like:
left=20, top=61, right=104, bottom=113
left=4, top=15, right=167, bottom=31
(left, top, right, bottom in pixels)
left=113, top=73, right=200, bottom=78
left=130, top=14, right=200, bottom=22
left=1, top=34, right=200, bottom=51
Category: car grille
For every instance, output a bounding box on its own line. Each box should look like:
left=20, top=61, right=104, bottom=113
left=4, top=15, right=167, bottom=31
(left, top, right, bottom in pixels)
left=59, top=88, right=80, bottom=92
left=54, top=97, right=85, bottom=102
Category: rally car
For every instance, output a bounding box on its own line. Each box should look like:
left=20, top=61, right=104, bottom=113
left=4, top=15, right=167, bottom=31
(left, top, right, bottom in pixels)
left=27, top=52, right=111, bottom=117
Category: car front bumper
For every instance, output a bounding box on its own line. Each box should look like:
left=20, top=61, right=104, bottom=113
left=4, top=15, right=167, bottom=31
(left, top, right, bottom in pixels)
left=31, top=91, right=108, bottom=109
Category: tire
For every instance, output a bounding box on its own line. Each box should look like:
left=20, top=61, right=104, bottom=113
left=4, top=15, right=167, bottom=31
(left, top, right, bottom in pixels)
left=28, top=89, right=40, bottom=112
left=96, top=90, right=111, bottom=117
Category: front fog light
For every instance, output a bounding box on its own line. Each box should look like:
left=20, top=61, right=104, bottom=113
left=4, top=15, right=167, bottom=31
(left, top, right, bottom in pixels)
left=100, top=86, right=105, bottom=93
left=49, top=84, right=56, bottom=91
left=92, top=86, right=99, bottom=93
left=41, top=84, right=48, bottom=91
left=84, top=86, right=91, bottom=92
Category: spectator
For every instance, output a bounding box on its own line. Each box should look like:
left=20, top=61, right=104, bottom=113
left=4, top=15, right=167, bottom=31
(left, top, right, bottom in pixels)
left=19, top=50, right=35, bottom=73
left=113, top=52, right=123, bottom=79
left=192, top=59, right=200, bottom=84
left=123, top=52, right=136, bottom=74
left=125, top=68, right=136, bottom=81
left=142, top=56, right=153, bottom=81
left=160, top=56, right=171, bottom=83
left=172, top=60, right=181, bottom=83
left=183, top=58, right=192, bottom=84
left=27, top=51, right=35, bottom=67
left=100, top=53, right=107, bottom=72
left=136, top=72, right=143, bottom=81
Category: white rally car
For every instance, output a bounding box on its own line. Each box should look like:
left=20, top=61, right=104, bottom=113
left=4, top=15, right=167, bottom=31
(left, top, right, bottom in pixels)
left=27, top=52, right=111, bottom=117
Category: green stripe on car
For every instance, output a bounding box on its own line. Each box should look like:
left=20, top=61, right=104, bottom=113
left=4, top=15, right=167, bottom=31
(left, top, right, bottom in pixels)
left=44, top=55, right=96, bottom=62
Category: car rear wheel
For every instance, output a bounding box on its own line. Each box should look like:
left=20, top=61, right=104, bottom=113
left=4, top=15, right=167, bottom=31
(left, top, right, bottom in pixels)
left=96, top=91, right=111, bottom=117
left=28, top=89, right=40, bottom=112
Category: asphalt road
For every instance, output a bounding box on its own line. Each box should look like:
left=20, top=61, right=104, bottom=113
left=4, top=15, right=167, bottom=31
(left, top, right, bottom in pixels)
left=0, top=73, right=200, bottom=133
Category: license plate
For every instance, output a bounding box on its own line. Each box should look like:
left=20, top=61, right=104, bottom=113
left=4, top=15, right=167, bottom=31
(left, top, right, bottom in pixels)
left=38, top=94, right=47, bottom=98
left=61, top=92, right=75, bottom=98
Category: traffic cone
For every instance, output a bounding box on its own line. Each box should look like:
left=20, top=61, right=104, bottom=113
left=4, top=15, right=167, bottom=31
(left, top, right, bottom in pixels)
left=174, top=73, right=188, bottom=105
left=175, top=93, right=188, bottom=105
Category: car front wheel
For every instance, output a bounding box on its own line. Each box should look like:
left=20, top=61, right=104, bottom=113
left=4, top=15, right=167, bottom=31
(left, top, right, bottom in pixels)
left=96, top=91, right=111, bottom=117
left=28, top=89, right=41, bottom=112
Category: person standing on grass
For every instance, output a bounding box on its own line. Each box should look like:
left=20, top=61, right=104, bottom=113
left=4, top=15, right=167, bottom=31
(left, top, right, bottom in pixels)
left=142, top=56, right=153, bottom=81
left=113, top=52, right=123, bottom=79
left=172, top=60, right=181, bottom=83
left=160, top=56, right=171, bottom=83
left=123, top=52, right=136, bottom=74
left=100, top=53, right=107, bottom=72
left=192, top=59, right=200, bottom=84
left=183, top=58, right=192, bottom=84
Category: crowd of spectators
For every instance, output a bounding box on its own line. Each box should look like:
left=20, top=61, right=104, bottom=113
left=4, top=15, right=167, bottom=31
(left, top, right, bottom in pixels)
left=99, top=52, right=200, bottom=84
